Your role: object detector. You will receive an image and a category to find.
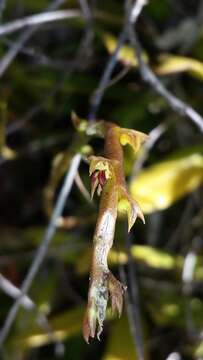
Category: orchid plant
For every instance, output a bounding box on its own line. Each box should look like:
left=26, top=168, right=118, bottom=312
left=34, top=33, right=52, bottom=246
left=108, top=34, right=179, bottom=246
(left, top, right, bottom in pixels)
left=71, top=114, right=148, bottom=342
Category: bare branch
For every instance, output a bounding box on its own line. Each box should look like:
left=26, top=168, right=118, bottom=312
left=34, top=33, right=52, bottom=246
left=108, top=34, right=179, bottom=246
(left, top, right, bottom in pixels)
left=0, top=0, right=66, bottom=78
left=0, top=154, right=81, bottom=346
left=0, top=274, right=34, bottom=310
left=0, top=274, right=64, bottom=353
left=88, top=28, right=127, bottom=120
left=78, top=0, right=92, bottom=22
left=127, top=2, right=203, bottom=132
left=129, top=0, right=148, bottom=23
left=0, top=10, right=82, bottom=37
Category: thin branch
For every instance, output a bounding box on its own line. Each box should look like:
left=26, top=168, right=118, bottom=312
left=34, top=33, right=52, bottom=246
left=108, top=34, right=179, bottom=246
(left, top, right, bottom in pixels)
left=0, top=0, right=66, bottom=77
left=127, top=2, right=203, bottom=132
left=165, top=353, right=182, bottom=360
left=88, top=0, right=146, bottom=120
left=103, top=65, right=131, bottom=90
left=0, top=273, right=64, bottom=353
left=6, top=25, right=94, bottom=137
left=129, top=0, right=148, bottom=23
left=0, top=153, right=81, bottom=346
left=88, top=28, right=127, bottom=120
left=0, top=10, right=82, bottom=37
left=0, top=274, right=34, bottom=310
left=2, top=38, right=72, bottom=70
left=78, top=0, right=92, bottom=21
left=78, top=0, right=94, bottom=61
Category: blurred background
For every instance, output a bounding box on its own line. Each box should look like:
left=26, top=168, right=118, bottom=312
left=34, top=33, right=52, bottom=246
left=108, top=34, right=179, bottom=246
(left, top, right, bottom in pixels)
left=0, top=0, right=203, bottom=359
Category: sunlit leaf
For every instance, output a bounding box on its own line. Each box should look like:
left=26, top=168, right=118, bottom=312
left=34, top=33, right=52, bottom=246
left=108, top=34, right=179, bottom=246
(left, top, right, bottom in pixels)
left=76, top=245, right=182, bottom=275
left=130, top=147, right=203, bottom=213
left=101, top=32, right=148, bottom=67
left=101, top=32, right=203, bottom=82
left=156, top=54, right=203, bottom=80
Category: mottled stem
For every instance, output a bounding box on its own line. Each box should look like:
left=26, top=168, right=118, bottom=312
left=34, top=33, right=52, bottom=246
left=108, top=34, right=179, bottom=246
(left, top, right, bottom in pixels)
left=83, top=122, right=146, bottom=342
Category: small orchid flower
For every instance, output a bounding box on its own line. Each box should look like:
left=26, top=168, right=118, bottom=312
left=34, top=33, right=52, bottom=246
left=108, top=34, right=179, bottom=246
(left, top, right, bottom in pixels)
left=83, top=121, right=148, bottom=343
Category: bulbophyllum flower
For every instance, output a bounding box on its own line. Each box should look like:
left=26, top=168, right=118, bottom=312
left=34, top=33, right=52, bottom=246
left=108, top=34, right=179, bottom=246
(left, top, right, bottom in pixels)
left=83, top=122, right=148, bottom=343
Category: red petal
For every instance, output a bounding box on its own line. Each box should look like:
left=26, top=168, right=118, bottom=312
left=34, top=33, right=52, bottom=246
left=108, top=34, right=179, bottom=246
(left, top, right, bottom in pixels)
left=98, top=170, right=107, bottom=187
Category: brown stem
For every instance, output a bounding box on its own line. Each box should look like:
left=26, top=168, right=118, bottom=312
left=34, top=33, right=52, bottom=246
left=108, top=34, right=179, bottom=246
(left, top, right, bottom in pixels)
left=83, top=122, right=146, bottom=342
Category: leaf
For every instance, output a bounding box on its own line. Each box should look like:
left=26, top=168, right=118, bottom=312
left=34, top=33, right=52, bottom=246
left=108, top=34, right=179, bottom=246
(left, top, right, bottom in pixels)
left=101, top=32, right=203, bottom=82
left=156, top=54, right=203, bottom=80
left=76, top=245, right=182, bottom=275
left=130, top=147, right=203, bottom=214
left=101, top=32, right=148, bottom=67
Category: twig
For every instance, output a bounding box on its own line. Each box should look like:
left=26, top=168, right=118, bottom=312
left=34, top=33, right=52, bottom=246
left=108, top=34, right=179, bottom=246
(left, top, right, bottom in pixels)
left=78, top=0, right=94, bottom=61
left=6, top=24, right=94, bottom=137
left=0, top=0, right=66, bottom=77
left=2, top=38, right=72, bottom=70
left=127, top=2, right=203, bottom=132
left=0, top=274, right=34, bottom=310
left=88, top=28, right=127, bottom=120
left=87, top=0, right=145, bottom=121
left=0, top=10, right=82, bottom=37
left=129, top=0, right=148, bottom=23
left=103, top=65, right=131, bottom=90
left=0, top=273, right=64, bottom=353
left=0, top=154, right=81, bottom=346
left=78, top=0, right=92, bottom=21
left=165, top=353, right=182, bottom=360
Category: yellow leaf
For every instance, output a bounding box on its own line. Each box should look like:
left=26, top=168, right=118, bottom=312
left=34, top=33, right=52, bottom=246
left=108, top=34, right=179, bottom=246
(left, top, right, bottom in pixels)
left=101, top=32, right=203, bottom=81
left=101, top=32, right=148, bottom=67
left=156, top=55, right=203, bottom=80
left=76, top=245, right=182, bottom=275
left=130, top=148, right=203, bottom=214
